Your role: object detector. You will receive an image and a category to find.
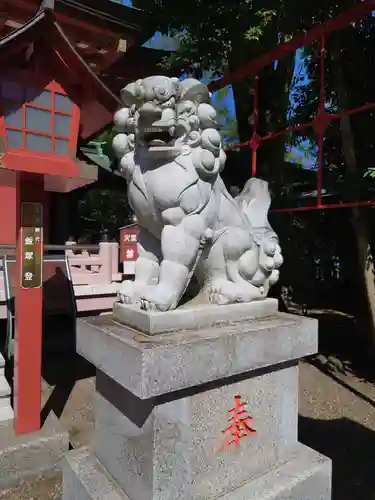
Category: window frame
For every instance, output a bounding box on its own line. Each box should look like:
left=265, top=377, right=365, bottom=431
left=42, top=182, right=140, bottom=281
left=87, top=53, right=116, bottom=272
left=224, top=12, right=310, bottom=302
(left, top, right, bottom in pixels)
left=0, top=78, right=80, bottom=160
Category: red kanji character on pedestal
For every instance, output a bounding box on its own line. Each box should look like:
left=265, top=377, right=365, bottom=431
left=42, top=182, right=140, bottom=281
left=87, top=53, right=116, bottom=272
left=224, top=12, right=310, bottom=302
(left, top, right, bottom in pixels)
left=219, top=394, right=256, bottom=451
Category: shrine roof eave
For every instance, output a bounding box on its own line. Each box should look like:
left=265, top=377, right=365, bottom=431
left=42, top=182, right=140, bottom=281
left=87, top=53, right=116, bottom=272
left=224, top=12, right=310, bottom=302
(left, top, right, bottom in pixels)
left=0, top=10, right=49, bottom=61
left=0, top=6, right=121, bottom=113
left=57, top=0, right=147, bottom=34
left=0, top=5, right=179, bottom=139
left=80, top=149, right=114, bottom=174
left=5, top=0, right=151, bottom=41
left=50, top=20, right=121, bottom=111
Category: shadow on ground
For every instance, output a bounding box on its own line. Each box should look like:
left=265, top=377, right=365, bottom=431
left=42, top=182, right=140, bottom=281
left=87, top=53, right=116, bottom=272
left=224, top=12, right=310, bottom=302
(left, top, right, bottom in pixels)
left=0, top=313, right=95, bottom=423
left=284, top=305, right=375, bottom=386
left=299, top=415, right=375, bottom=499
left=40, top=314, right=95, bottom=424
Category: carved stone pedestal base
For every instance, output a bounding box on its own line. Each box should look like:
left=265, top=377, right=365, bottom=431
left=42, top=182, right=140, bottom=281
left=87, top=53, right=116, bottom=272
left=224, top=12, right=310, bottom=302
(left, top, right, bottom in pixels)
left=64, top=444, right=330, bottom=500
left=62, top=303, right=332, bottom=500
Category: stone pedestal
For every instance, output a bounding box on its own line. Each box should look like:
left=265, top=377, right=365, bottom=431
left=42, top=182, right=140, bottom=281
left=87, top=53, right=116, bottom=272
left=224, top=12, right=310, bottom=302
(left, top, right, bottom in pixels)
left=62, top=299, right=332, bottom=500
left=0, top=359, right=69, bottom=491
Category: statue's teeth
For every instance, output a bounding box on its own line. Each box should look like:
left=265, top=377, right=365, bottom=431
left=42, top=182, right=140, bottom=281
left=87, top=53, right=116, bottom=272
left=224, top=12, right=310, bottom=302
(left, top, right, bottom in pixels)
left=144, top=127, right=165, bottom=133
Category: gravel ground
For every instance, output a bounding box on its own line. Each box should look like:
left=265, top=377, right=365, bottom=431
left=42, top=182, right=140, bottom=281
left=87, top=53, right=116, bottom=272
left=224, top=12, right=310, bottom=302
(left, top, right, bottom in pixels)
left=1, top=358, right=375, bottom=499
left=0, top=473, right=62, bottom=500
left=299, top=360, right=375, bottom=500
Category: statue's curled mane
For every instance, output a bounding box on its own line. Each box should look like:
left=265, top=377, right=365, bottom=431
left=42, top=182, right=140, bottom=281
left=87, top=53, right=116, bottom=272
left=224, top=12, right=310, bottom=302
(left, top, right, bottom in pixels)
left=112, top=77, right=227, bottom=181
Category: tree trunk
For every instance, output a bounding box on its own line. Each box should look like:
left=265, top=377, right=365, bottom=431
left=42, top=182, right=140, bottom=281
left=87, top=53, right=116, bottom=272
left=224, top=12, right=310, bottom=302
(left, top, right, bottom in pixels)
left=331, top=36, right=375, bottom=347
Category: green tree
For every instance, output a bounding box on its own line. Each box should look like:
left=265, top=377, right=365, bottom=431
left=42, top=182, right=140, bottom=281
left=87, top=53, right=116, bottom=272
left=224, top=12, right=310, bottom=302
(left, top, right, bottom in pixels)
left=289, top=6, right=375, bottom=345
left=74, top=185, right=131, bottom=242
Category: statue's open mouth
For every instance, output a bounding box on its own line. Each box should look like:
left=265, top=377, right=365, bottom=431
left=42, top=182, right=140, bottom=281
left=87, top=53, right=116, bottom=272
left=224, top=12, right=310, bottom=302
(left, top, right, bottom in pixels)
left=143, top=127, right=174, bottom=147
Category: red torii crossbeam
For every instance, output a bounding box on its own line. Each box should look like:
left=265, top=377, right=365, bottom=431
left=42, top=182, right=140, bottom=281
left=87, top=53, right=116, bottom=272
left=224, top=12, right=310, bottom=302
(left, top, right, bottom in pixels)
left=208, top=0, right=375, bottom=213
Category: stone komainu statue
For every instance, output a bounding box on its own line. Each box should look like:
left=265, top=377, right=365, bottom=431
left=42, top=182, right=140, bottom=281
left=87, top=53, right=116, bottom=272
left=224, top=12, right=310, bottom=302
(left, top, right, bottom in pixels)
left=112, top=76, right=283, bottom=312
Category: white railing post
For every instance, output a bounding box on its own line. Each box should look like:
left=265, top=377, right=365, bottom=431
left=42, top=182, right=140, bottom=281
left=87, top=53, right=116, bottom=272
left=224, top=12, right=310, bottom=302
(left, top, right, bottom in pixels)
left=99, top=242, right=112, bottom=284
left=110, top=242, right=119, bottom=281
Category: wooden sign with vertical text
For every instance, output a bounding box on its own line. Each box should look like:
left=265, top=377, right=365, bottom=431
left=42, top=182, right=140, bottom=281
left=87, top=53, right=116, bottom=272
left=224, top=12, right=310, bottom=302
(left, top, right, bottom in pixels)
left=20, top=202, right=43, bottom=289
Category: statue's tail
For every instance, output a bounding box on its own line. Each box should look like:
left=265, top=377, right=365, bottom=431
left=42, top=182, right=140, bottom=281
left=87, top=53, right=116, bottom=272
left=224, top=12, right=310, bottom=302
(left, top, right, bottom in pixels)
left=235, top=177, right=272, bottom=231
left=236, top=178, right=283, bottom=290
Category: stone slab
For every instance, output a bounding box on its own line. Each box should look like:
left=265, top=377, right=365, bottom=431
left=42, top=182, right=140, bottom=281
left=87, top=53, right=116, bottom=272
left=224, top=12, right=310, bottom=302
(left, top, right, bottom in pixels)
left=113, top=298, right=279, bottom=335
left=0, top=406, right=14, bottom=423
left=62, top=444, right=331, bottom=500
left=77, top=312, right=318, bottom=399
left=0, top=376, right=11, bottom=398
left=0, top=412, right=69, bottom=490
left=219, top=444, right=331, bottom=500
left=62, top=448, right=128, bottom=500
left=94, top=365, right=300, bottom=500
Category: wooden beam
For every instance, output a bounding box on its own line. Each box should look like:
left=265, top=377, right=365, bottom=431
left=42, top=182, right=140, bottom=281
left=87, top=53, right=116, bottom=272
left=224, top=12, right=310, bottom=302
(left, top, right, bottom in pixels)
left=4, top=19, right=23, bottom=29
left=49, top=21, right=121, bottom=111
left=41, top=0, right=55, bottom=10
left=8, top=0, right=39, bottom=13
left=0, top=10, right=49, bottom=64
left=95, top=38, right=127, bottom=74
left=5, top=0, right=123, bottom=39
left=57, top=13, right=122, bottom=40
left=0, top=18, right=6, bottom=36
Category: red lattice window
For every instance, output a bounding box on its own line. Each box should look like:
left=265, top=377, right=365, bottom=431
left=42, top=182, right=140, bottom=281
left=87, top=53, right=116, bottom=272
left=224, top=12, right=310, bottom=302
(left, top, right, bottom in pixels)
left=0, top=78, right=79, bottom=158
left=209, top=1, right=375, bottom=213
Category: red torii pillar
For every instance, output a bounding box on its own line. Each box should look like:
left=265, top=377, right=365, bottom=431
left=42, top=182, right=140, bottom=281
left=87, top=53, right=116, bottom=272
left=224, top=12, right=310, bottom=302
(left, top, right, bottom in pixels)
left=14, top=173, right=45, bottom=434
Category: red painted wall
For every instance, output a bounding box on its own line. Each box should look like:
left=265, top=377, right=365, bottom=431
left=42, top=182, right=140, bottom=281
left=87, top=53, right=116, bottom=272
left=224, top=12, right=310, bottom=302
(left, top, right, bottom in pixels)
left=43, top=191, right=50, bottom=244
left=0, top=171, right=51, bottom=245
left=0, top=170, right=19, bottom=245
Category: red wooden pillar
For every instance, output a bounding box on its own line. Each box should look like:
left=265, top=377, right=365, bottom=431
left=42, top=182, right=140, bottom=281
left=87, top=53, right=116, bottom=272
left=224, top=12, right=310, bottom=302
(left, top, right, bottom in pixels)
left=14, top=173, right=44, bottom=434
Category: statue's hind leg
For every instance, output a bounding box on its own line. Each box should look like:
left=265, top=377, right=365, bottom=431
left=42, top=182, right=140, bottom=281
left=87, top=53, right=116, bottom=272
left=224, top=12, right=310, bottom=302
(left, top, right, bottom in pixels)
left=209, top=278, right=264, bottom=305
left=210, top=262, right=264, bottom=304
left=204, top=239, right=264, bottom=305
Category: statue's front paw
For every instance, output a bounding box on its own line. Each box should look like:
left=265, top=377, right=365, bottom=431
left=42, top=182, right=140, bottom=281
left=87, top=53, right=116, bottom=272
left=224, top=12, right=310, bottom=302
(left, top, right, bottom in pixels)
left=140, top=285, right=178, bottom=312
left=118, top=280, right=147, bottom=305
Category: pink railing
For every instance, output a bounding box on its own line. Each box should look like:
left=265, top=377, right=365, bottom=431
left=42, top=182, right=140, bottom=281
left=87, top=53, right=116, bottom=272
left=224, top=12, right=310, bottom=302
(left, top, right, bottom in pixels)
left=65, top=240, right=122, bottom=286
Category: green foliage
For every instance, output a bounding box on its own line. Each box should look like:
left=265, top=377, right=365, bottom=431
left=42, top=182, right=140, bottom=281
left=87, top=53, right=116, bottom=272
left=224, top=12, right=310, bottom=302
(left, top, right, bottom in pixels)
left=133, top=0, right=283, bottom=77
left=96, top=127, right=117, bottom=161
left=245, top=9, right=278, bottom=41
left=76, top=187, right=132, bottom=241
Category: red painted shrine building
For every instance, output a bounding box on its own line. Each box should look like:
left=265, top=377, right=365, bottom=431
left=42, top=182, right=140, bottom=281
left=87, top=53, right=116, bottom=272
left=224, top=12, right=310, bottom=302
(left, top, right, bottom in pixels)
left=0, top=0, right=169, bottom=435
left=0, top=0, right=164, bottom=246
